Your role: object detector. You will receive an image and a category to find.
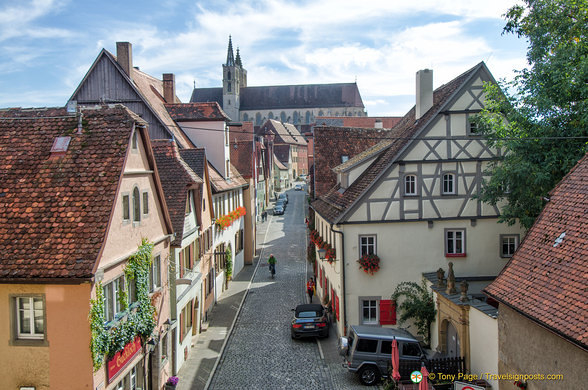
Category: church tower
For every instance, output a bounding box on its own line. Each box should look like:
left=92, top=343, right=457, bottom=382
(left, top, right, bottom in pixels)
left=222, top=36, right=247, bottom=122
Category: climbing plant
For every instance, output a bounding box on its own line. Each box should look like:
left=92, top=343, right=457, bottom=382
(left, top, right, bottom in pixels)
left=89, top=238, right=156, bottom=371
left=225, top=246, right=233, bottom=279
left=392, top=281, right=436, bottom=346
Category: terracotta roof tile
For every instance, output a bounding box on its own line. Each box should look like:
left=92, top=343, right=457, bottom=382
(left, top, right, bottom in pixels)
left=485, top=153, right=588, bottom=350
left=165, top=102, right=230, bottom=122
left=315, top=116, right=402, bottom=128
left=0, top=105, right=140, bottom=280
left=152, top=140, right=202, bottom=245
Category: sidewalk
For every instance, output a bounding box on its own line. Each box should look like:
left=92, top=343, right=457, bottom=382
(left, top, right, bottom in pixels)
left=176, top=218, right=271, bottom=390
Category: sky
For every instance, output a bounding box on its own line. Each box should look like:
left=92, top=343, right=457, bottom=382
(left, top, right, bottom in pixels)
left=0, top=0, right=529, bottom=116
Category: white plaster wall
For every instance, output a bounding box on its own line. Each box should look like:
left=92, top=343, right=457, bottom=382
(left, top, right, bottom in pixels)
left=341, top=218, right=523, bottom=332
left=179, top=120, right=229, bottom=177
left=469, top=308, right=499, bottom=389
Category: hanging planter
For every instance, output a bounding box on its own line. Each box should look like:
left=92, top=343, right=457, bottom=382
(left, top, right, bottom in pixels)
left=357, top=254, right=380, bottom=274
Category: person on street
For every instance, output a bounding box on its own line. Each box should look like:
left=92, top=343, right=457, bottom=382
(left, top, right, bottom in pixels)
left=307, top=278, right=315, bottom=302
left=268, top=254, right=276, bottom=277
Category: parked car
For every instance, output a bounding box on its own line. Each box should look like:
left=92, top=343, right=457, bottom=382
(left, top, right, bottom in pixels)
left=273, top=205, right=284, bottom=215
left=275, top=199, right=286, bottom=210
left=291, top=304, right=329, bottom=339
left=294, top=184, right=302, bottom=191
left=278, top=193, right=288, bottom=204
left=340, top=325, right=426, bottom=386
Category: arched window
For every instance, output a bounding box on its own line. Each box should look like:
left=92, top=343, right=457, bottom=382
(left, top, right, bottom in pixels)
left=268, top=112, right=274, bottom=120
left=227, top=70, right=231, bottom=80
left=255, top=113, right=262, bottom=126
left=227, top=82, right=231, bottom=92
left=305, top=111, right=311, bottom=124
left=293, top=111, right=299, bottom=124
left=280, top=112, right=286, bottom=122
left=242, top=113, right=249, bottom=121
left=132, top=187, right=141, bottom=222
left=318, top=110, right=324, bottom=117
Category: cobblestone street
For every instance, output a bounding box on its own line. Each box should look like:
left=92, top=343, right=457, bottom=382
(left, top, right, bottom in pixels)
left=208, top=186, right=378, bottom=390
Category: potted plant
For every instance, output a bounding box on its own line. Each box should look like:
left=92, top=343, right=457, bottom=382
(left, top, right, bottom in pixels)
left=357, top=254, right=380, bottom=274
left=165, top=376, right=179, bottom=389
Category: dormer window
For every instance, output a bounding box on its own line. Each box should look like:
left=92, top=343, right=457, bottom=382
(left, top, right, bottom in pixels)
left=185, top=192, right=192, bottom=215
left=341, top=155, right=349, bottom=163
left=404, top=174, right=417, bottom=196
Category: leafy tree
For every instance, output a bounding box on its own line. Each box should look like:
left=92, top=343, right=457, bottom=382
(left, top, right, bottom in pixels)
left=392, top=281, right=436, bottom=345
left=475, top=0, right=588, bottom=229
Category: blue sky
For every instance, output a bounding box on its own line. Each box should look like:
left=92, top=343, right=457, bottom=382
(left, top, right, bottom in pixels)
left=0, top=0, right=528, bottom=116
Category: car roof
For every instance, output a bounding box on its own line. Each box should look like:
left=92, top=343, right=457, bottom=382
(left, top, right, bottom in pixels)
left=295, top=303, right=323, bottom=312
left=350, top=325, right=418, bottom=342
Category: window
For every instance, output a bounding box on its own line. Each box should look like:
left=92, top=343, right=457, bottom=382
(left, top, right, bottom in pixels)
left=356, top=338, right=378, bottom=353
left=132, top=187, right=140, bottom=222
left=361, top=299, right=378, bottom=325
left=341, top=155, right=349, bottom=163
left=122, top=194, right=130, bottom=221
left=185, top=192, right=192, bottom=215
left=142, top=191, right=149, bottom=215
left=500, top=235, right=519, bottom=258
left=132, top=131, right=138, bottom=150
left=16, top=297, right=45, bottom=340
left=104, top=276, right=125, bottom=322
left=445, top=229, right=466, bottom=257
left=359, top=235, right=376, bottom=256
left=442, top=173, right=455, bottom=195
left=180, top=301, right=193, bottom=342
left=235, top=229, right=244, bottom=253
left=468, top=118, right=479, bottom=135
left=150, top=255, right=161, bottom=292
left=402, top=342, right=422, bottom=357
left=404, top=174, right=417, bottom=196
left=161, top=333, right=168, bottom=363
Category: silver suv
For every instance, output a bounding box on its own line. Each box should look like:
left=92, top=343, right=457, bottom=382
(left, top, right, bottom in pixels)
left=340, top=325, right=425, bottom=386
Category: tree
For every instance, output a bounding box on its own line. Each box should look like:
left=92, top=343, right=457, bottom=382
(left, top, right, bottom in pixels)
left=392, top=281, right=436, bottom=346
left=475, top=0, right=588, bottom=229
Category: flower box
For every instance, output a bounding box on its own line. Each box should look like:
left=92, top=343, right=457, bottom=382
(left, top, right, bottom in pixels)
left=357, top=254, right=380, bottom=274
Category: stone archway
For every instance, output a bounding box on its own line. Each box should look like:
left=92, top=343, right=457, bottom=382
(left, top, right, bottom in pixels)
left=193, top=297, right=200, bottom=335
left=446, top=321, right=460, bottom=357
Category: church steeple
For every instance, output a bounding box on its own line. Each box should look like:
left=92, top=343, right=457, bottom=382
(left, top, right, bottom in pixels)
left=235, top=48, right=242, bottom=68
left=226, top=35, right=235, bottom=66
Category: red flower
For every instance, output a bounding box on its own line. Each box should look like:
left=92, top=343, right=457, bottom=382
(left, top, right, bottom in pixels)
left=357, top=254, right=380, bottom=274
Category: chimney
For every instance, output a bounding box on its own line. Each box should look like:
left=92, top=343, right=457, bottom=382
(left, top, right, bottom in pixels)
left=163, top=73, right=176, bottom=103
left=374, top=119, right=383, bottom=128
left=116, top=42, right=133, bottom=77
left=416, top=69, right=433, bottom=119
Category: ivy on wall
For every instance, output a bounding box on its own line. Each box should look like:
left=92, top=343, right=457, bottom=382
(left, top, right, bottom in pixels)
left=89, top=238, right=157, bottom=371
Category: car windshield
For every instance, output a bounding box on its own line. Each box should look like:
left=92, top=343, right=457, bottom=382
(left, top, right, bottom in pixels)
left=297, top=310, right=321, bottom=318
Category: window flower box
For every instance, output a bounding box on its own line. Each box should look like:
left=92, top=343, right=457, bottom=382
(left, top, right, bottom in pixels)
left=357, top=254, right=380, bottom=274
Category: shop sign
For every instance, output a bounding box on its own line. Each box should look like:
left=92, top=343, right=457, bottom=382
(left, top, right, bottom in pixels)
left=107, top=336, right=142, bottom=383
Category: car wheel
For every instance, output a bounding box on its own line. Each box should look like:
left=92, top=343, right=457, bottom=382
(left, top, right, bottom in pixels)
left=358, top=365, right=380, bottom=386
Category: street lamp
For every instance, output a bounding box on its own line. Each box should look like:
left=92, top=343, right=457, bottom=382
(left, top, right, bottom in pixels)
left=317, top=248, right=326, bottom=260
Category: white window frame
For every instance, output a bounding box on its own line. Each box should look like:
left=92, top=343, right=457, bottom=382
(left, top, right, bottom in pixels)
left=150, top=255, right=161, bottom=292
left=500, top=234, right=520, bottom=258
left=442, top=173, right=456, bottom=195
left=16, top=296, right=45, bottom=340
left=360, top=298, right=379, bottom=325
left=359, top=235, right=376, bottom=256
left=404, top=174, right=417, bottom=196
left=104, top=276, right=125, bottom=323
left=445, top=229, right=466, bottom=256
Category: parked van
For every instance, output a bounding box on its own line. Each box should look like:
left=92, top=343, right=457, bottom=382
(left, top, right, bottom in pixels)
left=339, top=325, right=426, bottom=386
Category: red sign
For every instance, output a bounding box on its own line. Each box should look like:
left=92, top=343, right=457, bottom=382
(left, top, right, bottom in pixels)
left=107, top=336, right=142, bottom=383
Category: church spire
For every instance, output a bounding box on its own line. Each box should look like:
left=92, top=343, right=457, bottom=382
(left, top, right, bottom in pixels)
left=235, top=47, right=242, bottom=68
left=226, top=35, right=235, bottom=66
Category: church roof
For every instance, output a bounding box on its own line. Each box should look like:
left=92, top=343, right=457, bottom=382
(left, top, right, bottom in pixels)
left=190, top=83, right=364, bottom=111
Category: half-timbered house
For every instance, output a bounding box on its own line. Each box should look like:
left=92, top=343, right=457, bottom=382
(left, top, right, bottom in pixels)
left=311, top=63, right=525, bottom=338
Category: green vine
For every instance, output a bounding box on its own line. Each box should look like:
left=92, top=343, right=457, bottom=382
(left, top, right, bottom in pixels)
left=225, top=246, right=233, bottom=279
left=89, top=238, right=156, bottom=371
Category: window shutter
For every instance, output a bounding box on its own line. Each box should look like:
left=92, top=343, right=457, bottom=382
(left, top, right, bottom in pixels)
left=379, top=299, right=396, bottom=325
left=179, top=311, right=184, bottom=342
left=335, top=295, right=340, bottom=321
left=189, top=243, right=193, bottom=269
left=179, top=251, right=184, bottom=278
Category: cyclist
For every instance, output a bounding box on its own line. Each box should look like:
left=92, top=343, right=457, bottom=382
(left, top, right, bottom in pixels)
left=268, top=254, right=276, bottom=277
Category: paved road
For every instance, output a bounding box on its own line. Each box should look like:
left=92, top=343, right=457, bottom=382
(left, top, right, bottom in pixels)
left=208, top=186, right=378, bottom=390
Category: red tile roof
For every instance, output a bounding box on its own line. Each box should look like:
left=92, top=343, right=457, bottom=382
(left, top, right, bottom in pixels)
left=152, top=140, right=202, bottom=245
left=312, top=63, right=484, bottom=223
left=315, top=116, right=402, bottom=128
left=0, top=105, right=142, bottom=281
left=485, top=153, right=588, bottom=350
left=165, top=102, right=230, bottom=121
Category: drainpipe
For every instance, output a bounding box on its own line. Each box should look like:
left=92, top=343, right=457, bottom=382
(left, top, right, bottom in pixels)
left=330, top=223, right=346, bottom=336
